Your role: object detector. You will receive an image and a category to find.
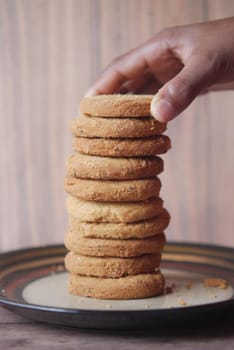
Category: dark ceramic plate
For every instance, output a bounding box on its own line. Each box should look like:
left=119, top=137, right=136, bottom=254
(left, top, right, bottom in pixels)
left=0, top=243, right=233, bottom=329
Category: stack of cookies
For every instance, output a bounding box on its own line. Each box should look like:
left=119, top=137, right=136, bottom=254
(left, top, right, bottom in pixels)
left=64, top=95, right=171, bottom=300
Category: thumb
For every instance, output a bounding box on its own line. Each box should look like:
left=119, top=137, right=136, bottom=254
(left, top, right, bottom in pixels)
left=150, top=58, right=213, bottom=122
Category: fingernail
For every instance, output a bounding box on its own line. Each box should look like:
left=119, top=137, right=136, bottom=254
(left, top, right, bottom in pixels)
left=150, top=97, right=174, bottom=122
left=85, top=88, right=97, bottom=97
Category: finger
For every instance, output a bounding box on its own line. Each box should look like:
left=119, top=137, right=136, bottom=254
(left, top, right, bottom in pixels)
left=85, top=50, right=149, bottom=96
left=85, top=34, right=171, bottom=96
left=137, top=80, right=161, bottom=95
left=118, top=71, right=158, bottom=94
left=150, top=55, right=215, bottom=122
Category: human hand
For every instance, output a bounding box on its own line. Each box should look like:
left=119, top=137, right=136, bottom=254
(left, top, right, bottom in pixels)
left=86, top=17, right=234, bottom=122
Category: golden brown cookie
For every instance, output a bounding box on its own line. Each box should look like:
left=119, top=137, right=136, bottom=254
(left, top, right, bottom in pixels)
left=64, top=176, right=161, bottom=202
left=64, top=232, right=166, bottom=257
left=72, top=135, right=171, bottom=157
left=65, top=252, right=161, bottom=278
left=68, top=271, right=165, bottom=299
left=66, top=196, right=163, bottom=223
left=79, top=94, right=154, bottom=117
left=68, top=209, right=170, bottom=239
left=66, top=153, right=163, bottom=180
left=70, top=115, right=166, bottom=138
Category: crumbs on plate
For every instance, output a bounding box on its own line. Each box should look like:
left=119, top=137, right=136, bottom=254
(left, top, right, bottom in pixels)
left=177, top=297, right=187, bottom=306
left=204, top=278, right=229, bottom=289
left=185, top=281, right=193, bottom=290
left=164, top=283, right=176, bottom=295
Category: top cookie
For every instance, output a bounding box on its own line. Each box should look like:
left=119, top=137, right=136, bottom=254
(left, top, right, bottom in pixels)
left=79, top=94, right=153, bottom=117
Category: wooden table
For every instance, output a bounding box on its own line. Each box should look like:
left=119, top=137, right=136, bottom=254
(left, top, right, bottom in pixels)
left=1, top=306, right=233, bottom=349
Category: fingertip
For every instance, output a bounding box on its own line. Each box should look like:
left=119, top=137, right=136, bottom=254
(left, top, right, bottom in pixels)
left=84, top=87, right=98, bottom=97
left=150, top=95, right=175, bottom=123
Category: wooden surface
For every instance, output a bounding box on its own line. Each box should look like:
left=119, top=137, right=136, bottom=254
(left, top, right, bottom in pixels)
left=1, top=306, right=234, bottom=349
left=0, top=0, right=234, bottom=251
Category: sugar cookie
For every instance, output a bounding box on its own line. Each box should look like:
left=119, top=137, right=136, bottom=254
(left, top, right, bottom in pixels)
left=65, top=252, right=161, bottom=278
left=66, top=196, right=163, bottom=223
left=79, top=94, right=154, bottom=117
left=64, top=232, right=166, bottom=257
left=67, top=153, right=163, bottom=180
left=64, top=176, right=161, bottom=202
left=68, top=271, right=165, bottom=299
left=72, top=135, right=171, bottom=157
left=70, top=115, right=166, bottom=138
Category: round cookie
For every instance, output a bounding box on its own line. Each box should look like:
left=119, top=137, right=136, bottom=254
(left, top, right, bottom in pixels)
left=68, top=209, right=170, bottom=239
left=79, top=94, right=153, bottom=117
left=66, top=196, right=163, bottom=223
left=70, top=115, right=166, bottom=138
left=72, top=135, right=171, bottom=157
left=64, top=232, right=166, bottom=257
left=64, top=176, right=161, bottom=202
left=68, top=271, right=165, bottom=299
left=65, top=252, right=161, bottom=278
left=66, top=153, right=163, bottom=180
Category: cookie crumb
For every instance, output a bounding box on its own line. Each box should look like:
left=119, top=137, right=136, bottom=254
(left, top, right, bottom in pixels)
left=164, top=283, right=176, bottom=294
left=57, top=264, right=65, bottom=272
left=186, top=281, right=193, bottom=290
left=105, top=304, right=112, bottom=309
left=144, top=304, right=149, bottom=309
left=177, top=298, right=187, bottom=306
left=207, top=290, right=215, bottom=299
left=204, top=278, right=228, bottom=289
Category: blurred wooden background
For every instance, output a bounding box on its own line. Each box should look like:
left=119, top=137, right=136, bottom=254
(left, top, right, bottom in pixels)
left=0, top=0, right=234, bottom=251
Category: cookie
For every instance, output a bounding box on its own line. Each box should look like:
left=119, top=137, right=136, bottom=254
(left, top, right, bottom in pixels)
left=68, top=271, right=165, bottom=299
left=64, top=176, right=161, bottom=202
left=65, top=252, right=161, bottom=278
left=79, top=94, right=153, bottom=117
left=68, top=209, right=170, bottom=239
left=64, top=232, right=166, bottom=257
left=66, top=196, right=163, bottom=223
left=66, top=153, right=163, bottom=180
left=72, top=135, right=171, bottom=157
left=70, top=115, right=166, bottom=138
